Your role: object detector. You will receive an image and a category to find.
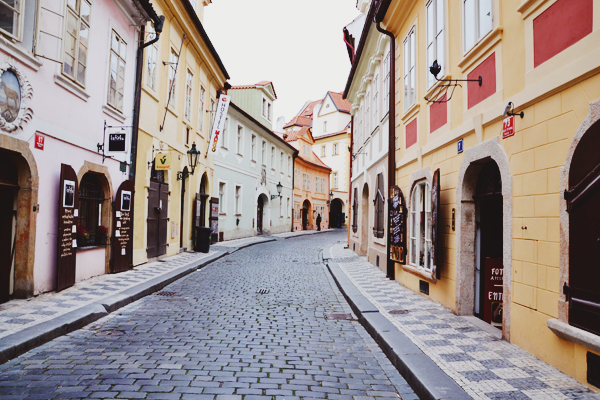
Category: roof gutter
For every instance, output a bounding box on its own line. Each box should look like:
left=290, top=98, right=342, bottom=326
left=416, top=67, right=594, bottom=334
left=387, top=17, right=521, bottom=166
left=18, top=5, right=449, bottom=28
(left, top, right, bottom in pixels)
left=374, top=0, right=395, bottom=280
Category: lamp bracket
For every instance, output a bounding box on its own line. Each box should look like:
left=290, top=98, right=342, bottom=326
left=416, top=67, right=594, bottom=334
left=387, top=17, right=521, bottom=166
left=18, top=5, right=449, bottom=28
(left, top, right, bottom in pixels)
left=424, top=60, right=482, bottom=104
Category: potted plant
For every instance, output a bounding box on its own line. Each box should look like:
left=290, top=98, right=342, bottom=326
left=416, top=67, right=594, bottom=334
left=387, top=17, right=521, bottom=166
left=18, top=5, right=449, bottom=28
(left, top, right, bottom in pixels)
left=98, top=225, right=109, bottom=245
left=77, top=227, right=90, bottom=247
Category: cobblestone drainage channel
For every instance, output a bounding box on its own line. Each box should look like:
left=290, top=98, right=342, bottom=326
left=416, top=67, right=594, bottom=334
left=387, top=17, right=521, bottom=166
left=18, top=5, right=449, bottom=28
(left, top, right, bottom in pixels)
left=324, top=313, right=357, bottom=321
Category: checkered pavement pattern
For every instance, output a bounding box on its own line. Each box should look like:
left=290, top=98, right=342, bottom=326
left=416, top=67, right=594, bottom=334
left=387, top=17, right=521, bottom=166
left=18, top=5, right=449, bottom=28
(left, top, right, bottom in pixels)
left=0, top=251, right=216, bottom=340
left=330, top=244, right=600, bottom=400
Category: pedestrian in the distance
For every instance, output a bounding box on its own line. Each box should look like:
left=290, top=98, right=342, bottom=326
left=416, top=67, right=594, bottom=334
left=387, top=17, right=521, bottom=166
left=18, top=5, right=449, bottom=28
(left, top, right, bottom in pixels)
left=316, top=213, right=321, bottom=231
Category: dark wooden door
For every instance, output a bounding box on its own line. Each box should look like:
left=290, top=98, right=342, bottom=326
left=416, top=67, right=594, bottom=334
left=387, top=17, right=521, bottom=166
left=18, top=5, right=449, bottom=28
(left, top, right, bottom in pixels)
left=147, top=181, right=168, bottom=258
left=567, top=120, right=600, bottom=336
left=257, top=196, right=263, bottom=233
left=0, top=187, right=15, bottom=303
left=302, top=208, right=308, bottom=230
left=112, top=180, right=134, bottom=273
left=180, top=174, right=186, bottom=248
left=56, top=163, right=79, bottom=291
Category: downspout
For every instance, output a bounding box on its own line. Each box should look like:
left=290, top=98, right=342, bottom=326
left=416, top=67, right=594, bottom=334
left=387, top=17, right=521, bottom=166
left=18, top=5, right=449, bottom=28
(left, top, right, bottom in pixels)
left=375, top=3, right=395, bottom=280
left=291, top=151, right=298, bottom=232
left=348, top=115, right=353, bottom=245
left=129, top=15, right=164, bottom=268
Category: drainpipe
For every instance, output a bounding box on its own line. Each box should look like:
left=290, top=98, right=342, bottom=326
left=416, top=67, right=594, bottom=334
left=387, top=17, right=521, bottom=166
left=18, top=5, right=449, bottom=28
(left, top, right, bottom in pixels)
left=348, top=115, right=353, bottom=245
left=375, top=0, right=395, bottom=279
left=129, top=14, right=164, bottom=268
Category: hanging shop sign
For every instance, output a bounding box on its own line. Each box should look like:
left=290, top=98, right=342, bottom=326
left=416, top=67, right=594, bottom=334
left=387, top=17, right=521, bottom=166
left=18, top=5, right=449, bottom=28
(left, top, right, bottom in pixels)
left=388, top=185, right=407, bottom=264
left=108, top=132, right=127, bottom=152
left=112, top=180, right=134, bottom=273
left=502, top=115, right=515, bottom=139
left=154, top=152, right=171, bottom=170
left=483, top=257, right=503, bottom=327
left=208, top=94, right=231, bottom=153
left=56, top=163, right=78, bottom=291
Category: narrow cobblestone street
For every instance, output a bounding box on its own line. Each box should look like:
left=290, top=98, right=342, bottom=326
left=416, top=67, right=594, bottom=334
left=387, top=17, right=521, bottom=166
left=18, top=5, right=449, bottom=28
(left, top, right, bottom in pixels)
left=0, top=231, right=416, bottom=400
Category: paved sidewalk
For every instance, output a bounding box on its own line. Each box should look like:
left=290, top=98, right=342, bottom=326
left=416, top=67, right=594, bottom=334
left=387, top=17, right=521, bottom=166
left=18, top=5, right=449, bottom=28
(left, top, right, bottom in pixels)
left=0, top=250, right=226, bottom=364
left=274, top=228, right=335, bottom=238
left=326, top=243, right=600, bottom=400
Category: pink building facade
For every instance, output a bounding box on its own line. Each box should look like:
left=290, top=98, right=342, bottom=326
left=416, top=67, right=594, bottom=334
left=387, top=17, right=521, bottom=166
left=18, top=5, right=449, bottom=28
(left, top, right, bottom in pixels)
left=0, top=0, right=162, bottom=302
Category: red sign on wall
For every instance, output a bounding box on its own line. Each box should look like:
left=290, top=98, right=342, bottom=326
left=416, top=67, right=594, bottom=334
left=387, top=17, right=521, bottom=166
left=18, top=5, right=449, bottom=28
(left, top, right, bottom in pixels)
left=34, top=133, right=45, bottom=150
left=502, top=116, right=515, bottom=139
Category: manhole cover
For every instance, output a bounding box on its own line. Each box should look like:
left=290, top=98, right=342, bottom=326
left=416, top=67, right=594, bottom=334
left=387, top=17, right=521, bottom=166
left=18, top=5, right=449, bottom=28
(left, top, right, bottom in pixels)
left=95, top=330, right=124, bottom=337
left=325, top=313, right=355, bottom=321
left=256, top=288, right=269, bottom=294
left=157, top=291, right=177, bottom=296
left=389, top=309, right=410, bottom=315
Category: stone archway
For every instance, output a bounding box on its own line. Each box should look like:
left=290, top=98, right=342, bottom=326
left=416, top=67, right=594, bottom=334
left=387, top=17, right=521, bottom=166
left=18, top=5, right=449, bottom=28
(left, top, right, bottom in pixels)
left=455, top=137, right=513, bottom=340
left=302, top=199, right=311, bottom=230
left=330, top=198, right=344, bottom=228
left=0, top=134, right=38, bottom=299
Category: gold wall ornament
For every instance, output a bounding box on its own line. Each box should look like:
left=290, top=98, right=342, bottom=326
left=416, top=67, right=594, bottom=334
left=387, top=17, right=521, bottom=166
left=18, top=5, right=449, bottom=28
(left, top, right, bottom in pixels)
left=0, top=62, right=33, bottom=133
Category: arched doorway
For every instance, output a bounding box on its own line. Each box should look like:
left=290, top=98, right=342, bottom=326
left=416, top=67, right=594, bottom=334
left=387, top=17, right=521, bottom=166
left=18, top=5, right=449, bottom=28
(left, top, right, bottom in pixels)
left=360, top=184, right=369, bottom=255
left=0, top=155, right=18, bottom=303
left=566, top=118, right=600, bottom=335
left=257, top=194, right=266, bottom=234
left=199, top=173, right=208, bottom=227
left=302, top=199, right=311, bottom=230
left=329, top=198, right=343, bottom=229
left=179, top=167, right=188, bottom=248
left=147, top=161, right=168, bottom=258
left=473, top=161, right=503, bottom=327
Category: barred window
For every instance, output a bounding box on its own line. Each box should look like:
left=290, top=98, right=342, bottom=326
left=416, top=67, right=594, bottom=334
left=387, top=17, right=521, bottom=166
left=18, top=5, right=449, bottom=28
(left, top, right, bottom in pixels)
left=78, top=173, right=107, bottom=247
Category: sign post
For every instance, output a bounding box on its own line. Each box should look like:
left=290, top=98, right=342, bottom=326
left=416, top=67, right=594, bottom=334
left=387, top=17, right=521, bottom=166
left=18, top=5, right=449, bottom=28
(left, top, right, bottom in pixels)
left=207, top=94, right=231, bottom=154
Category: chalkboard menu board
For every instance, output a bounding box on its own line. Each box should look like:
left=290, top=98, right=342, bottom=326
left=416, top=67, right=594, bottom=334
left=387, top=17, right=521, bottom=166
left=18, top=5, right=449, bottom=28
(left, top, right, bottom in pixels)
left=112, top=180, right=134, bottom=273
left=56, top=164, right=79, bottom=291
left=388, top=185, right=406, bottom=264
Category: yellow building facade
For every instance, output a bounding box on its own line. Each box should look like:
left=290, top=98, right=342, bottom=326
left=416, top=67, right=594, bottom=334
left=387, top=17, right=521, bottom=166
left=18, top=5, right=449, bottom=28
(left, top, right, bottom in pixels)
left=133, top=0, right=228, bottom=264
left=359, top=0, right=600, bottom=389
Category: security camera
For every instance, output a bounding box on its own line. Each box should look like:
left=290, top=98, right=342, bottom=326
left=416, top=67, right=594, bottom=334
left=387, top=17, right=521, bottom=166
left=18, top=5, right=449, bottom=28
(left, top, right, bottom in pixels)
left=503, top=102, right=513, bottom=118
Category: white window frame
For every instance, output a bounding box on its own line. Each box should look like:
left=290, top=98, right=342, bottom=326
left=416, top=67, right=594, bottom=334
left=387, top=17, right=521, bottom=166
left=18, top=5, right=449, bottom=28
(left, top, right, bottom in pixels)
left=280, top=151, right=284, bottom=172
left=251, top=134, right=256, bottom=161
left=383, top=52, right=390, bottom=115
left=261, top=141, right=266, bottom=166
left=410, top=180, right=433, bottom=271
left=218, top=181, right=227, bottom=214
left=262, top=97, right=272, bottom=121
left=220, top=117, right=229, bottom=149
left=271, top=146, right=275, bottom=170
left=184, top=69, right=193, bottom=121
left=321, top=145, right=326, bottom=157
left=333, top=172, right=338, bottom=189
left=463, top=0, right=493, bottom=53
left=107, top=29, right=127, bottom=112
left=323, top=121, right=327, bottom=133
left=365, top=90, right=371, bottom=135
left=333, top=143, right=339, bottom=155
left=146, top=25, right=158, bottom=90
left=236, top=125, right=243, bottom=155
left=235, top=185, right=242, bottom=215
left=404, top=27, right=416, bottom=110
left=427, top=0, right=445, bottom=88
left=63, top=0, right=92, bottom=87
left=198, top=86, right=205, bottom=131
left=288, top=156, right=292, bottom=176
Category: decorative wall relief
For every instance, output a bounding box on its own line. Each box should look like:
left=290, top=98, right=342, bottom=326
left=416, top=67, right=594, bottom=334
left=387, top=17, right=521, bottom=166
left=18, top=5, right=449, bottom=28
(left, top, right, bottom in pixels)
left=0, top=62, right=33, bottom=133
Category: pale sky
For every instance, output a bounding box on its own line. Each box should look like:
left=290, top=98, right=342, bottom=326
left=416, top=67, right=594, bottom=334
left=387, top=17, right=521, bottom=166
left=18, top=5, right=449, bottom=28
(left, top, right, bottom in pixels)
left=204, top=0, right=361, bottom=129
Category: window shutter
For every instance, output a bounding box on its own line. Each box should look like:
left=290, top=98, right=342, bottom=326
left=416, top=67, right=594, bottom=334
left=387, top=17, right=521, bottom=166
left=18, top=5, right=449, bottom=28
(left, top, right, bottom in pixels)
left=35, top=0, right=64, bottom=63
left=352, top=188, right=358, bottom=233
left=431, top=169, right=441, bottom=280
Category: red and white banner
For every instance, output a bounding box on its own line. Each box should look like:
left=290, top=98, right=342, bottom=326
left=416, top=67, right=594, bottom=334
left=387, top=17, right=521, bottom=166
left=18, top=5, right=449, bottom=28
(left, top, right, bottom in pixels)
left=208, top=94, right=231, bottom=154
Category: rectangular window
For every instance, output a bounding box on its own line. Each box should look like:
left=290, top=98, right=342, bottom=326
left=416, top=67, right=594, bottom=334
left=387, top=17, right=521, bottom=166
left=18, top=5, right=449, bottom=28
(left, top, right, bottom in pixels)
left=410, top=181, right=432, bottom=269
left=168, top=49, right=178, bottom=107
left=236, top=125, right=243, bottom=155
left=427, top=0, right=445, bottom=88
left=251, top=135, right=256, bottom=161
left=279, top=197, right=283, bottom=217
left=220, top=117, right=228, bottom=148
left=383, top=52, right=390, bottom=115
left=185, top=127, right=190, bottom=145
left=304, top=144, right=310, bottom=156
left=184, top=70, right=193, bottom=121
left=294, top=169, right=300, bottom=188
left=262, top=98, right=267, bottom=117
left=235, top=185, right=241, bottom=215
left=404, top=27, right=416, bottom=109
left=321, top=146, right=326, bottom=157
left=464, top=0, right=492, bottom=52
left=108, top=30, right=126, bottom=112
left=358, top=105, right=363, bottom=146
left=146, top=26, right=158, bottom=90
left=268, top=103, right=272, bottom=121
left=333, top=143, right=339, bottom=155
left=287, top=198, right=290, bottom=218
left=198, top=86, right=205, bottom=131
left=261, top=141, right=266, bottom=165
left=323, top=121, right=327, bottom=133
left=218, top=182, right=226, bottom=213
left=63, top=0, right=91, bottom=86
left=271, top=146, right=275, bottom=170
left=333, top=172, right=338, bottom=189
left=373, top=75, right=379, bottom=124
left=280, top=151, right=284, bottom=171
left=288, top=156, right=292, bottom=175
left=365, top=90, right=371, bottom=135
left=303, top=173, right=308, bottom=190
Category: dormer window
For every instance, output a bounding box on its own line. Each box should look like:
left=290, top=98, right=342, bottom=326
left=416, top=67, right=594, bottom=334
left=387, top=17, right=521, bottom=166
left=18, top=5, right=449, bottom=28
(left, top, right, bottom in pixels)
left=262, top=97, right=272, bottom=121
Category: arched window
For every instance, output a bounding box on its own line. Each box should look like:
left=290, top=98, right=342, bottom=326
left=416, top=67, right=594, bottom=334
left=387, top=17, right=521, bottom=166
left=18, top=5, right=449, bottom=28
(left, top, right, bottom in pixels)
left=78, top=173, right=107, bottom=246
left=352, top=188, right=358, bottom=233
left=373, top=173, right=385, bottom=238
left=410, top=180, right=432, bottom=270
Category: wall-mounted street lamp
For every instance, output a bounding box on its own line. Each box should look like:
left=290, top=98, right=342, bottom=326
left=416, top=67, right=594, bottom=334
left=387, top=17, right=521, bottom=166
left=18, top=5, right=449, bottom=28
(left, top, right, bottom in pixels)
left=270, top=182, right=283, bottom=200
left=329, top=191, right=334, bottom=201
left=177, top=142, right=200, bottom=180
left=503, top=101, right=524, bottom=119
left=351, top=151, right=367, bottom=160
left=424, top=60, right=483, bottom=104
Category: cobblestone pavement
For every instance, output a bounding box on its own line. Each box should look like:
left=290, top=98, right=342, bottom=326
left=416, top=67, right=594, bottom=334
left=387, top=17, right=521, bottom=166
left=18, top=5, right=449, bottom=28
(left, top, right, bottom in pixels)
left=329, top=244, right=600, bottom=400
left=0, top=251, right=217, bottom=340
left=0, top=231, right=416, bottom=400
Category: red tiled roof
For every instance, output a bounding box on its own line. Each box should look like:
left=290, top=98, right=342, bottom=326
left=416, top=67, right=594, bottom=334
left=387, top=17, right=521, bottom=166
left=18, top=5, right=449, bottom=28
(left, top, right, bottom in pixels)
left=283, top=115, right=312, bottom=129
left=299, top=100, right=322, bottom=117
left=229, top=81, right=277, bottom=99
left=329, top=91, right=351, bottom=113
left=283, top=126, right=311, bottom=142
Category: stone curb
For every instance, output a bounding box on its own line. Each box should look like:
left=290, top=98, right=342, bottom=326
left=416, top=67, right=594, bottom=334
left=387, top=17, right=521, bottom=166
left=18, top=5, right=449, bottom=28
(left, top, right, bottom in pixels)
left=324, top=255, right=471, bottom=400
left=0, top=250, right=227, bottom=365
left=277, top=229, right=335, bottom=239
left=212, top=237, right=277, bottom=251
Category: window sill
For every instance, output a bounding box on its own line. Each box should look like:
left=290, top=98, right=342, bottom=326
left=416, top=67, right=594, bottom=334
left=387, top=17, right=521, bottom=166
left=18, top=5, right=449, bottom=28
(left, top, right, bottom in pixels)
left=0, top=36, right=42, bottom=71
left=76, top=244, right=107, bottom=252
left=55, top=74, right=89, bottom=101
left=102, top=105, right=126, bottom=123
left=547, top=318, right=600, bottom=354
left=458, top=26, right=503, bottom=73
left=401, top=103, right=420, bottom=124
left=400, top=263, right=437, bottom=283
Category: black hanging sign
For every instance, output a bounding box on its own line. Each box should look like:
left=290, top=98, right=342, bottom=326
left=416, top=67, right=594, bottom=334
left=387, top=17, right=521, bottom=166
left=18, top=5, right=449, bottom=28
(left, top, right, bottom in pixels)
left=108, top=133, right=127, bottom=152
left=388, top=185, right=407, bottom=264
